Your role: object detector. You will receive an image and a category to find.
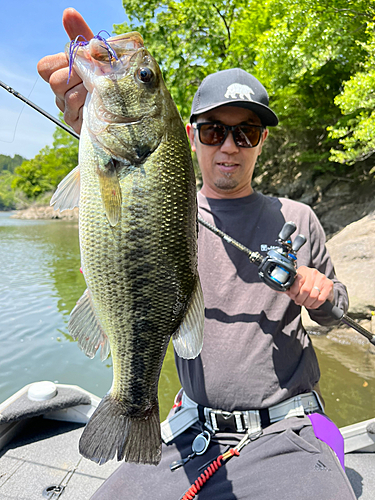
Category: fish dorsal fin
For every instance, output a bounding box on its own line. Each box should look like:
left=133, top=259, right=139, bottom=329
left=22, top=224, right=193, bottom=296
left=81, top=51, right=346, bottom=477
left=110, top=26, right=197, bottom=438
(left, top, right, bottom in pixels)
left=172, top=279, right=205, bottom=359
left=98, top=159, right=122, bottom=227
left=50, top=165, right=80, bottom=211
left=69, top=288, right=110, bottom=361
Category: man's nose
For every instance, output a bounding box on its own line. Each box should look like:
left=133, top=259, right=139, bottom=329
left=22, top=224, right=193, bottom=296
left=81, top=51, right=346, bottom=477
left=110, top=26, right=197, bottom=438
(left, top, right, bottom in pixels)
left=220, top=130, right=239, bottom=154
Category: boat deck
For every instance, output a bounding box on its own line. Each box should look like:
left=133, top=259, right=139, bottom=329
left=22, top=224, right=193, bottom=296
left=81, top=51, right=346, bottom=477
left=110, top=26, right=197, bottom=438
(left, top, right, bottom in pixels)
left=345, top=453, right=375, bottom=500
left=0, top=417, right=119, bottom=499
left=0, top=416, right=374, bottom=499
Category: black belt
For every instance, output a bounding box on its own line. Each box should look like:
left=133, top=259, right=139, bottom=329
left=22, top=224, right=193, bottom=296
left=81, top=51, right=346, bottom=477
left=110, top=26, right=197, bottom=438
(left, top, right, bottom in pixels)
left=198, top=405, right=272, bottom=433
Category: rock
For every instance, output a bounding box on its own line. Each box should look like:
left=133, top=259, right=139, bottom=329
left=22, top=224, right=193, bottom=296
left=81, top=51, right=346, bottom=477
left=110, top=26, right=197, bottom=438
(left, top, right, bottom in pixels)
left=302, top=212, right=375, bottom=329
left=326, top=212, right=375, bottom=318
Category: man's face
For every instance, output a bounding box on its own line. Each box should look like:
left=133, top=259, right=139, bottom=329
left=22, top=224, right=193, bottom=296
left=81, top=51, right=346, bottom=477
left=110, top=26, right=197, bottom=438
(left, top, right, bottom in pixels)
left=186, top=106, right=268, bottom=199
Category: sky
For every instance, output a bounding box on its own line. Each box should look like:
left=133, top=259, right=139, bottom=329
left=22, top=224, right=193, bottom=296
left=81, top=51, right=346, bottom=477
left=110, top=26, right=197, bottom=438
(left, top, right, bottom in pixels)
left=0, top=1, right=130, bottom=160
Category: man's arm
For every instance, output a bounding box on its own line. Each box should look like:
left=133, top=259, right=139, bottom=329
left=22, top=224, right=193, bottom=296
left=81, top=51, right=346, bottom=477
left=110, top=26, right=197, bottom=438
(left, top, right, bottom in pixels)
left=37, top=8, right=92, bottom=135
left=285, top=208, right=348, bottom=324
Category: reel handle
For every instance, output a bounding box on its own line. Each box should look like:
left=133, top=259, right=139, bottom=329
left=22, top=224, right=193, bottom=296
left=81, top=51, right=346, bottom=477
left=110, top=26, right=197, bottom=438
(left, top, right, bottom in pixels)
left=292, top=234, right=307, bottom=253
left=278, top=221, right=297, bottom=242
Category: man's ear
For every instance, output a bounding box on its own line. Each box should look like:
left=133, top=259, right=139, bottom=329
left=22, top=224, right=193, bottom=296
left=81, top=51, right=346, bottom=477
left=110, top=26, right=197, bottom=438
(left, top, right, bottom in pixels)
left=186, top=123, right=196, bottom=152
left=258, top=128, right=268, bottom=155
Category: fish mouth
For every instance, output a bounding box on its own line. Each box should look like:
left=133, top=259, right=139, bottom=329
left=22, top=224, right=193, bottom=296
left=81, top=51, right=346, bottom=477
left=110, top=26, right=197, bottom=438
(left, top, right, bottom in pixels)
left=67, top=32, right=145, bottom=90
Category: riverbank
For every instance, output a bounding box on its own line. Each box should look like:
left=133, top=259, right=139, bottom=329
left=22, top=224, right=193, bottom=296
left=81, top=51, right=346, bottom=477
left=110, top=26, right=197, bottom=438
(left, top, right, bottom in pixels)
left=11, top=205, right=78, bottom=220
left=10, top=175, right=375, bottom=235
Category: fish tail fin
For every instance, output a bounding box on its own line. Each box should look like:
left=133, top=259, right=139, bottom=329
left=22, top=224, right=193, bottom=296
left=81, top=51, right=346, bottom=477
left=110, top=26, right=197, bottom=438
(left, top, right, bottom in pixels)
left=79, top=394, right=161, bottom=465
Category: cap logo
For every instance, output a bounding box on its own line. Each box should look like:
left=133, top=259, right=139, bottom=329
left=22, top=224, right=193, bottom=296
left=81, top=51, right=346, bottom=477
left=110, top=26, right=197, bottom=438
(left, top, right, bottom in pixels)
left=224, top=83, right=254, bottom=101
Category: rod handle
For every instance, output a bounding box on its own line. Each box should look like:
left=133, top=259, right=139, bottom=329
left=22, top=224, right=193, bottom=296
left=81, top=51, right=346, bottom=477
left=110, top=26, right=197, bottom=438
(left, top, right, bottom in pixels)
left=318, top=300, right=344, bottom=321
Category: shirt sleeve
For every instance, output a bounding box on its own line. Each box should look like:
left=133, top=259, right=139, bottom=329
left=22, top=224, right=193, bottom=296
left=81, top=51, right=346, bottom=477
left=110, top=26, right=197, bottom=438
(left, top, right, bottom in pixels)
left=305, top=209, right=349, bottom=325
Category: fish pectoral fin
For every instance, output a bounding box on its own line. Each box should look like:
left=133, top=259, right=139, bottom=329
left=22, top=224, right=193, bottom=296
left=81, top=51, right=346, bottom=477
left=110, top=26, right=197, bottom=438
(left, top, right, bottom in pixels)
left=50, top=165, right=80, bottom=211
left=172, top=278, right=205, bottom=360
left=98, top=160, right=122, bottom=227
left=68, top=288, right=110, bottom=361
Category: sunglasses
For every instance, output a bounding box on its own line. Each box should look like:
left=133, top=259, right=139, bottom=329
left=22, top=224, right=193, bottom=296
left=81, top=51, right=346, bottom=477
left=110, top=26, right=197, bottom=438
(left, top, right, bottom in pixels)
left=193, top=122, right=264, bottom=148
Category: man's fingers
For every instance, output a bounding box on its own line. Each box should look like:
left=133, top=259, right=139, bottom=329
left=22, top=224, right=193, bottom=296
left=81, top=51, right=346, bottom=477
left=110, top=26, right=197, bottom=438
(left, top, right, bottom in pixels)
left=47, top=66, right=82, bottom=104
left=37, top=53, right=69, bottom=83
left=63, top=8, right=94, bottom=41
left=63, top=82, right=87, bottom=133
left=37, top=9, right=92, bottom=134
left=285, top=266, right=334, bottom=309
left=55, top=96, right=65, bottom=114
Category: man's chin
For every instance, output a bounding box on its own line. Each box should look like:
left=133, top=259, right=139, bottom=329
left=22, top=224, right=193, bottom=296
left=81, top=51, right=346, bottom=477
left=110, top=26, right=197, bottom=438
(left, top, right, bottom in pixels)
left=214, top=179, right=239, bottom=191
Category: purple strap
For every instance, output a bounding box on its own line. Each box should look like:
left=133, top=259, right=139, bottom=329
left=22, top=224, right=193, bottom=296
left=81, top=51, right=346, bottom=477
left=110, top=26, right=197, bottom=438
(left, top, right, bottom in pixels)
left=308, top=413, right=345, bottom=469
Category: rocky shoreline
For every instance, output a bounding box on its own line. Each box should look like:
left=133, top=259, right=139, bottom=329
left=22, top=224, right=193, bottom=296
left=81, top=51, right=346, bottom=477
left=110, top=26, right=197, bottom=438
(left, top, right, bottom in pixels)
left=11, top=206, right=78, bottom=220
left=10, top=181, right=375, bottom=324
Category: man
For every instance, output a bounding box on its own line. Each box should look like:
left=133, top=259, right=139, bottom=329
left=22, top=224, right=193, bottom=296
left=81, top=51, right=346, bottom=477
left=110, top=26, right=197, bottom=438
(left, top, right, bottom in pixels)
left=38, top=9, right=355, bottom=499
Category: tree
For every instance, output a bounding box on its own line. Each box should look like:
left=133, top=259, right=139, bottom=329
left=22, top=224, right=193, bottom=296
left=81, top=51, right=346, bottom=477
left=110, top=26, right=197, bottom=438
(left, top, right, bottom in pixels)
left=0, top=155, right=26, bottom=209
left=0, top=154, right=26, bottom=173
left=115, top=0, right=373, bottom=183
left=12, top=121, right=78, bottom=199
left=328, top=18, right=375, bottom=167
left=0, top=170, right=16, bottom=209
left=114, top=0, right=270, bottom=120
left=256, top=0, right=373, bottom=177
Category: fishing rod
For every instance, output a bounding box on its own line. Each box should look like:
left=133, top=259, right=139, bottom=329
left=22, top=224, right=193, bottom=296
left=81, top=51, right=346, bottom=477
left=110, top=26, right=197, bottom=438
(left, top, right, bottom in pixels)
left=3, top=79, right=374, bottom=345
left=0, top=80, right=80, bottom=140
left=198, top=214, right=375, bottom=346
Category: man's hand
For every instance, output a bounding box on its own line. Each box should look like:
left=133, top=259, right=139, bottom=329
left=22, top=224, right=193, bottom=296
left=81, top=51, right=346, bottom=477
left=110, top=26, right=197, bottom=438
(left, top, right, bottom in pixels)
left=285, top=266, right=334, bottom=309
left=37, top=8, right=93, bottom=135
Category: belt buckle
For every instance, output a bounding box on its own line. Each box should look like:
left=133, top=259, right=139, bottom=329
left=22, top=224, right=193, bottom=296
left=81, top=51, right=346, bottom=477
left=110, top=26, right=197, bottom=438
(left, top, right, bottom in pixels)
left=210, top=410, right=245, bottom=432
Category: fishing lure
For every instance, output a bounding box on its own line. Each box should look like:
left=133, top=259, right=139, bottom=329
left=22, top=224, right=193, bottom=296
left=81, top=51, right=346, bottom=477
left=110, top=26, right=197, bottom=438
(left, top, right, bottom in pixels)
left=67, top=31, right=119, bottom=82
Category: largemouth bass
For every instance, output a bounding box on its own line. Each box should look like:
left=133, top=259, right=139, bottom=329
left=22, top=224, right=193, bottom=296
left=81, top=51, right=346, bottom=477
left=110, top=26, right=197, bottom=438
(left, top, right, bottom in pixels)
left=51, top=32, right=204, bottom=465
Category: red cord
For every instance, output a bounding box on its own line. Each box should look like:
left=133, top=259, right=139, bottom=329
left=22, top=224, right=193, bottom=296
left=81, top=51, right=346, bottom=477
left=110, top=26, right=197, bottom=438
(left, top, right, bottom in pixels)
left=181, top=448, right=240, bottom=500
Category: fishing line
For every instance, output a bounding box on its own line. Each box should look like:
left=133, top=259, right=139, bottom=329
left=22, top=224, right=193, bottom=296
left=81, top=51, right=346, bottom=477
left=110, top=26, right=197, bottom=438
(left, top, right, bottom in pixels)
left=0, top=75, right=39, bottom=144
left=2, top=76, right=375, bottom=346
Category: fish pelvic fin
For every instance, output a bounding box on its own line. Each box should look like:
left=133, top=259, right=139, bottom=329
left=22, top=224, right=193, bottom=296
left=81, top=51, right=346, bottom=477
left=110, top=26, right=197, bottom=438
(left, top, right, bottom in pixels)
left=79, top=394, right=161, bottom=465
left=172, top=278, right=205, bottom=359
left=97, top=159, right=122, bottom=227
left=50, top=165, right=80, bottom=211
left=68, top=289, right=110, bottom=361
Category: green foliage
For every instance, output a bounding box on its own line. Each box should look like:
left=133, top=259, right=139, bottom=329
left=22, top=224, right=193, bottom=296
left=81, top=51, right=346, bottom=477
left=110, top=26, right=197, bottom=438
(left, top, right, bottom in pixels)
left=245, top=0, right=372, bottom=177
left=0, top=170, right=16, bottom=209
left=115, top=0, right=374, bottom=180
left=12, top=120, right=78, bottom=200
left=8, top=2, right=375, bottom=203
left=0, top=155, right=26, bottom=209
left=328, top=19, right=375, bottom=166
left=0, top=154, right=26, bottom=174
left=114, top=0, right=269, bottom=120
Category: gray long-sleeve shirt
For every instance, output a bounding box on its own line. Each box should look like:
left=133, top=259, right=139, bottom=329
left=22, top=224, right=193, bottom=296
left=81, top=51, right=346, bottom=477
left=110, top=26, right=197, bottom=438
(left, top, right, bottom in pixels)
left=175, top=191, right=348, bottom=412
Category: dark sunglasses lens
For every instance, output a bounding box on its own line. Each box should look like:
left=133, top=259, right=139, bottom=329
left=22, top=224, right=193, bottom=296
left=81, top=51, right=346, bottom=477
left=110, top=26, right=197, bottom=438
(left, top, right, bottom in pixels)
left=199, top=124, right=226, bottom=145
left=234, top=125, right=261, bottom=148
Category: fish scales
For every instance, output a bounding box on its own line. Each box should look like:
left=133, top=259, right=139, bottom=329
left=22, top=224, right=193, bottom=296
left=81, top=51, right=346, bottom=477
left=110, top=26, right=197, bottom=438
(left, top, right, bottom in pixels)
left=80, top=124, right=195, bottom=403
left=50, top=32, right=204, bottom=465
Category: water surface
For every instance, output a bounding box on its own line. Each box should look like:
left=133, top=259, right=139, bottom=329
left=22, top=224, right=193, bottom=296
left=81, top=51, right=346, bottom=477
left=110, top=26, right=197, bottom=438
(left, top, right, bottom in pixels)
left=0, top=211, right=374, bottom=426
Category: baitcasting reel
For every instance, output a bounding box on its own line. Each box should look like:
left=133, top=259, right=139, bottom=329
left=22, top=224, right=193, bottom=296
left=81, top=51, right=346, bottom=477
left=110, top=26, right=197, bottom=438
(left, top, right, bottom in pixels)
left=258, top=222, right=307, bottom=292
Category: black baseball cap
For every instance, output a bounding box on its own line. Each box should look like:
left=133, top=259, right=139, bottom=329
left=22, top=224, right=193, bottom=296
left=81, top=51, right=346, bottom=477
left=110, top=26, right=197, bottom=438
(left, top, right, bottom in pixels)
left=190, top=68, right=278, bottom=127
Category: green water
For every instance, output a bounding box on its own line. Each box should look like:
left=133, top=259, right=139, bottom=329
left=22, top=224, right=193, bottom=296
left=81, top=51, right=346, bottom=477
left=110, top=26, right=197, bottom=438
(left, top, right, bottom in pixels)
left=0, top=211, right=374, bottom=426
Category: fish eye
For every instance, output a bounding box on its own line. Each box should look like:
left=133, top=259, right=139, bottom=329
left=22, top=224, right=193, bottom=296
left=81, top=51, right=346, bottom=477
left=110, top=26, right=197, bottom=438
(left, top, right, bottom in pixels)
left=137, top=67, right=154, bottom=83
